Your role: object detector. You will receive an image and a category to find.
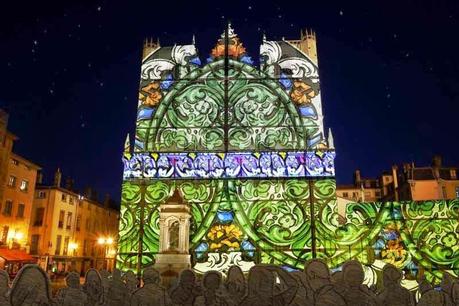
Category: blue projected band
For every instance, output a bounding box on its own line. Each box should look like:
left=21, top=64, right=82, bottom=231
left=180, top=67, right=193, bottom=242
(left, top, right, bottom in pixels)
left=123, top=151, right=335, bottom=179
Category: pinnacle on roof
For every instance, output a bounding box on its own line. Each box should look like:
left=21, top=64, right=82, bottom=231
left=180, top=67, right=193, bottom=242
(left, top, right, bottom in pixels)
left=211, top=24, right=247, bottom=59
left=124, top=133, right=130, bottom=155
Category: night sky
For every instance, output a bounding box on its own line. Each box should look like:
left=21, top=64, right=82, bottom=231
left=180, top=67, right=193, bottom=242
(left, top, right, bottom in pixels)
left=1, top=1, right=459, bottom=204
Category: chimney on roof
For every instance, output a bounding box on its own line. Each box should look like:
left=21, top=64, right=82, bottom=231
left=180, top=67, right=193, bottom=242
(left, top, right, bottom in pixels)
left=392, top=165, right=399, bottom=201
left=354, top=170, right=361, bottom=187
left=402, top=163, right=411, bottom=173
left=104, top=193, right=110, bottom=208
left=65, top=177, right=74, bottom=191
left=84, top=187, right=92, bottom=200
left=432, top=155, right=442, bottom=168
left=92, top=189, right=98, bottom=202
left=54, top=168, right=62, bottom=187
left=37, top=171, right=43, bottom=185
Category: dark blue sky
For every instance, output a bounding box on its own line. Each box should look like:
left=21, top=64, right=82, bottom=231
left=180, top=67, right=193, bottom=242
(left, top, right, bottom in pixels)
left=1, top=0, right=458, bottom=203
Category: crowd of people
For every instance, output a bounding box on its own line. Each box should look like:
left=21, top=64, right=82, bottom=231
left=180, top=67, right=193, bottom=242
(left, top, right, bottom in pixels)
left=0, top=259, right=458, bottom=305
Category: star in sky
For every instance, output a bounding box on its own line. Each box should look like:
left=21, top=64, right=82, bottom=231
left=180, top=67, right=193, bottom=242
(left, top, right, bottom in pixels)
left=1, top=0, right=458, bottom=202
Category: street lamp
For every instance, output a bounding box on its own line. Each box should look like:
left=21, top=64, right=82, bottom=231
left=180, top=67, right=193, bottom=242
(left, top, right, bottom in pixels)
left=14, top=232, right=23, bottom=240
left=8, top=231, right=23, bottom=249
left=97, top=236, right=114, bottom=271
left=69, top=242, right=78, bottom=256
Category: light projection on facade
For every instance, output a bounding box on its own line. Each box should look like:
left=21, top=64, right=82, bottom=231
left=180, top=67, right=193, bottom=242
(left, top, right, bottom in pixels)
left=118, top=25, right=459, bottom=288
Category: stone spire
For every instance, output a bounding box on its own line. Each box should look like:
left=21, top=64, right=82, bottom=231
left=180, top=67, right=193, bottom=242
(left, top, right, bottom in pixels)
left=124, top=134, right=131, bottom=156
left=328, top=128, right=335, bottom=149
left=54, top=168, right=62, bottom=187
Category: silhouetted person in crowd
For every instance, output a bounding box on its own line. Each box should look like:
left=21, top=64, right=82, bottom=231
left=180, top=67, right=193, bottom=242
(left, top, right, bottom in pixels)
left=338, top=260, right=378, bottom=306
left=0, top=270, right=9, bottom=306
left=239, top=265, right=297, bottom=306
left=55, top=272, right=88, bottom=306
left=169, top=269, right=202, bottom=306
left=302, top=259, right=345, bottom=306
left=194, top=270, right=231, bottom=306
left=224, top=266, right=246, bottom=305
left=289, top=270, right=309, bottom=306
left=104, top=268, right=129, bottom=306
left=377, top=264, right=413, bottom=306
left=83, top=268, right=103, bottom=305
left=123, top=270, right=139, bottom=295
left=131, top=267, right=171, bottom=306
left=9, top=265, right=51, bottom=306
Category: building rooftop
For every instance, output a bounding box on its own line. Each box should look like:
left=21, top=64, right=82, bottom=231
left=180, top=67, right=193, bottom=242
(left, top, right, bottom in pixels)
left=35, top=185, right=120, bottom=212
left=10, top=152, right=41, bottom=170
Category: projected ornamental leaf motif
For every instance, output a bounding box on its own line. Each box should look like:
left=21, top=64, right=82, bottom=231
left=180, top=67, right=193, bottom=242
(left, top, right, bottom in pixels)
left=118, top=27, right=459, bottom=290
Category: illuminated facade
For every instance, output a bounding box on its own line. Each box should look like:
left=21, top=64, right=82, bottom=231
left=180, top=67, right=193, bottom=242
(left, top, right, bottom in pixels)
left=1, top=153, right=40, bottom=250
left=118, top=26, right=459, bottom=287
left=0, top=109, right=41, bottom=274
left=0, top=110, right=41, bottom=250
left=30, top=169, right=119, bottom=274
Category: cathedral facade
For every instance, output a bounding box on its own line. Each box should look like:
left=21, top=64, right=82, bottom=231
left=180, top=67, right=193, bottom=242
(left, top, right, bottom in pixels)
left=118, top=26, right=458, bottom=289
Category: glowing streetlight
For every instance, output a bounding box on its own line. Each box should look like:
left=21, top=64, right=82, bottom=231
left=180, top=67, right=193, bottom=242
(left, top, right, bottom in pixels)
left=69, top=242, right=78, bottom=250
left=97, top=236, right=116, bottom=271
left=14, top=232, right=23, bottom=240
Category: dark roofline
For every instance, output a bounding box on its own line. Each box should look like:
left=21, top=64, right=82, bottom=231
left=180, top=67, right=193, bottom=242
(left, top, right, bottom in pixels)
left=35, top=185, right=119, bottom=213
left=10, top=152, right=41, bottom=170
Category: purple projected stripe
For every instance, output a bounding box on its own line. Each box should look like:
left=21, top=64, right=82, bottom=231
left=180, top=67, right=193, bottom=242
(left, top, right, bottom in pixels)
left=122, top=151, right=335, bottom=179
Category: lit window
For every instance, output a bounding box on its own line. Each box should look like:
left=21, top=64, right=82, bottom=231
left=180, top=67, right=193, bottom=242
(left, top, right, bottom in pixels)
left=34, top=207, right=45, bottom=226
left=76, top=215, right=81, bottom=231
left=69, top=197, right=74, bottom=205
left=451, top=169, right=457, bottom=180
left=7, top=176, right=16, bottom=187
left=19, top=180, right=29, bottom=192
left=456, top=187, right=459, bottom=199
left=55, top=235, right=62, bottom=255
left=3, top=200, right=13, bottom=216
left=63, top=237, right=69, bottom=255
left=37, top=191, right=46, bottom=199
left=58, top=210, right=65, bottom=228
left=17, top=204, right=25, bottom=218
left=66, top=213, right=72, bottom=230
left=1, top=226, right=9, bottom=244
left=11, top=159, right=19, bottom=166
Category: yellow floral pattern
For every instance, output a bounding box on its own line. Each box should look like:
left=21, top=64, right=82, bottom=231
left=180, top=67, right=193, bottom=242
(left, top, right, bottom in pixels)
left=207, top=224, right=242, bottom=250
left=290, top=80, right=317, bottom=105
left=211, top=37, right=246, bottom=58
left=380, top=224, right=409, bottom=268
left=140, top=82, right=162, bottom=107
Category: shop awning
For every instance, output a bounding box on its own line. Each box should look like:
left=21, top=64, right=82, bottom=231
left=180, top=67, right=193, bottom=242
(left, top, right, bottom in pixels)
left=0, top=249, right=35, bottom=262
